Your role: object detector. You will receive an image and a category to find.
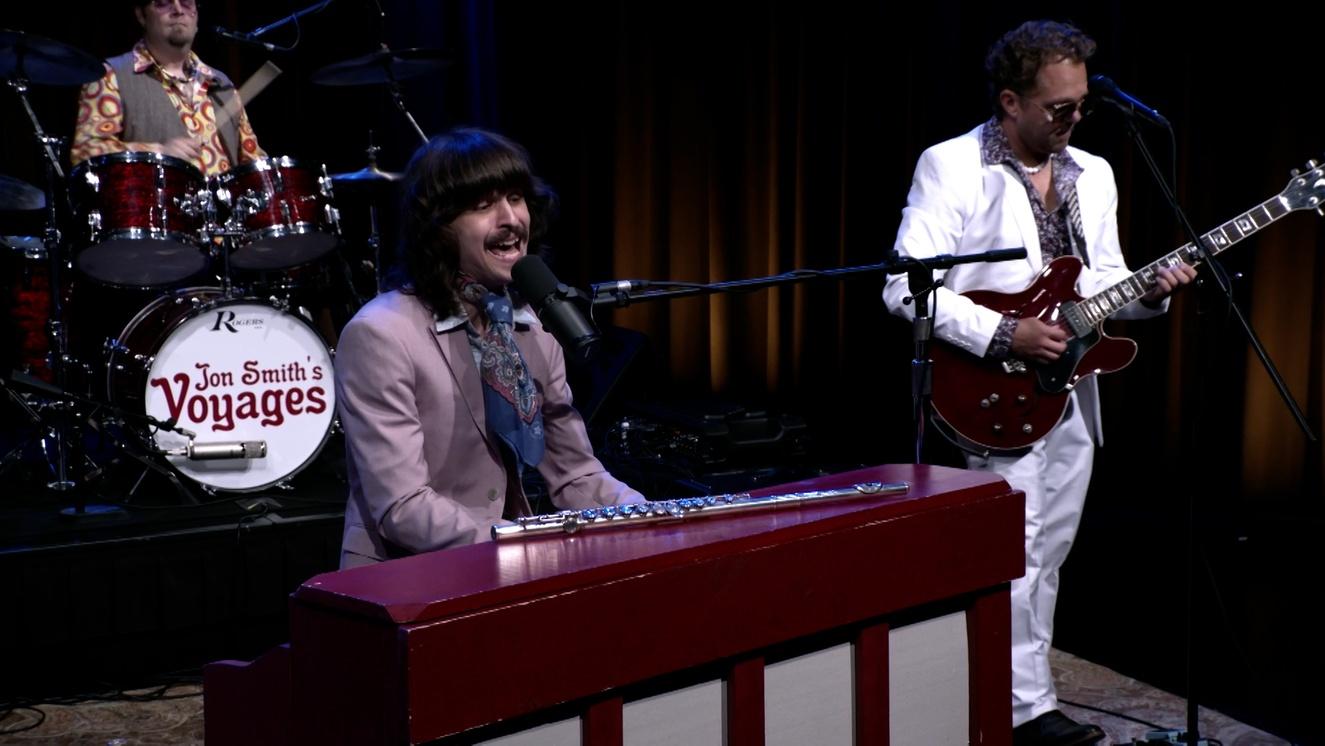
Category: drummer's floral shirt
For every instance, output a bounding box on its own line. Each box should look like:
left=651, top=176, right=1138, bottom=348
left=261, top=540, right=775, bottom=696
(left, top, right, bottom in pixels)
left=71, top=41, right=264, bottom=176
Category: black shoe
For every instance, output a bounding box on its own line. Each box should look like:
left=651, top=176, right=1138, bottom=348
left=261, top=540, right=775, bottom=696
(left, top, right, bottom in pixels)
left=1012, top=710, right=1106, bottom=746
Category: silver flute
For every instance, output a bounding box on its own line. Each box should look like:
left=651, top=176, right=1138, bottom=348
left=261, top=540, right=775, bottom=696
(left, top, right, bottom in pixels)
left=491, top=480, right=909, bottom=541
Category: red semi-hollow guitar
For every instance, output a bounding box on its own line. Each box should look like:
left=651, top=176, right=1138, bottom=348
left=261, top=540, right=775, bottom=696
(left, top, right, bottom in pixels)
left=930, top=161, right=1325, bottom=451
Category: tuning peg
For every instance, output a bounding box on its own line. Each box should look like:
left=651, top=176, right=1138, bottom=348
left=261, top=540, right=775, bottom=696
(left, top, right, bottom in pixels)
left=1292, top=168, right=1301, bottom=177
left=1309, top=159, right=1320, bottom=169
left=1316, top=206, right=1324, bottom=217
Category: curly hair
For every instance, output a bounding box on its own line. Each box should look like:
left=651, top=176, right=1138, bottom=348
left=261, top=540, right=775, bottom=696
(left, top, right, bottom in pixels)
left=985, top=20, right=1096, bottom=119
left=392, top=127, right=558, bottom=318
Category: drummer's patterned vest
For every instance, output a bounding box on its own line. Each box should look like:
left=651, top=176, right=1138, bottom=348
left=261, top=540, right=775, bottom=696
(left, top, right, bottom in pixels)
left=106, top=52, right=241, bottom=166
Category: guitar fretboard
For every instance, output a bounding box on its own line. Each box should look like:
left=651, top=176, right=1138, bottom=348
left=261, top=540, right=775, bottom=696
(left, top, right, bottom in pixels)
left=1071, top=193, right=1299, bottom=329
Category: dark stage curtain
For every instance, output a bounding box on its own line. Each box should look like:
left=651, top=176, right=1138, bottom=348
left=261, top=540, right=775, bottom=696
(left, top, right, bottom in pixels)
left=4, top=3, right=1323, bottom=501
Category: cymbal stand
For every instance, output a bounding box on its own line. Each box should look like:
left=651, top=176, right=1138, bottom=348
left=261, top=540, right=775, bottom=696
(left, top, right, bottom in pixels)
left=6, top=70, right=86, bottom=493
left=364, top=136, right=386, bottom=295
left=375, top=47, right=430, bottom=147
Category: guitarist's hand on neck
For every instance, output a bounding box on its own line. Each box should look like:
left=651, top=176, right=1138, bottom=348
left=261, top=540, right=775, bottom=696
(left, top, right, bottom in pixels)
left=1139, top=262, right=1198, bottom=309
left=1011, top=317, right=1069, bottom=363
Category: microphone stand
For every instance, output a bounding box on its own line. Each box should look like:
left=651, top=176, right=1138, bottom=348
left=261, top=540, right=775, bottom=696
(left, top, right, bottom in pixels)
left=589, top=249, right=1028, bottom=464
left=1116, top=109, right=1313, bottom=746
left=244, top=0, right=334, bottom=40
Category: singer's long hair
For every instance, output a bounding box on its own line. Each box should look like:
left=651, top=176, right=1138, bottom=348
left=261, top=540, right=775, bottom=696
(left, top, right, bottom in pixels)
left=985, top=20, right=1096, bottom=119
left=393, top=127, right=557, bottom=318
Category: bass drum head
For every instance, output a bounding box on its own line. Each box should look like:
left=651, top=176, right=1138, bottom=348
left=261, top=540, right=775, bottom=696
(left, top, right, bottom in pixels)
left=121, top=293, right=336, bottom=492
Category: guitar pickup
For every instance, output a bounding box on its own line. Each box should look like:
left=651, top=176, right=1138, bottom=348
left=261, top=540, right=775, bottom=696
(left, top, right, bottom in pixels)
left=1060, top=301, right=1093, bottom=337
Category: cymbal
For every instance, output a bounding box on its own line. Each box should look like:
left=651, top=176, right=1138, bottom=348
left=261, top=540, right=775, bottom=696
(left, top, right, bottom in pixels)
left=311, top=47, right=449, bottom=87
left=329, top=165, right=403, bottom=184
left=0, top=174, right=45, bottom=211
left=0, top=29, right=103, bottom=86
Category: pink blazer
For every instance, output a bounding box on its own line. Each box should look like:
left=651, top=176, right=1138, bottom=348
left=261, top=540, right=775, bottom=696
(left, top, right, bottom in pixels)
left=335, top=290, right=643, bottom=568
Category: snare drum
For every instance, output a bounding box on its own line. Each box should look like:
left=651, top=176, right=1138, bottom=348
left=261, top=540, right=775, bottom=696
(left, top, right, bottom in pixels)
left=70, top=152, right=208, bottom=287
left=216, top=156, right=340, bottom=271
left=106, top=288, right=336, bottom=492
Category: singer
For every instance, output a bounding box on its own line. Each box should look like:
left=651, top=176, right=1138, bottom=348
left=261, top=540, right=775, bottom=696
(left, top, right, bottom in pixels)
left=334, top=127, right=644, bottom=568
left=881, top=21, right=1195, bottom=746
left=70, top=0, right=264, bottom=174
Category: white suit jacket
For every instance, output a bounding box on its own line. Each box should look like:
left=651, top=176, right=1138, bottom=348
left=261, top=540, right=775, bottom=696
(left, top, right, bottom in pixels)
left=882, top=123, right=1166, bottom=445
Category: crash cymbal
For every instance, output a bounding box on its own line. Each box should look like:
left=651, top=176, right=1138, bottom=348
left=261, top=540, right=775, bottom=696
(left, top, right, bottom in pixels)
left=0, top=174, right=45, bottom=211
left=0, top=29, right=102, bottom=86
left=329, top=165, right=403, bottom=183
left=311, top=47, right=449, bottom=87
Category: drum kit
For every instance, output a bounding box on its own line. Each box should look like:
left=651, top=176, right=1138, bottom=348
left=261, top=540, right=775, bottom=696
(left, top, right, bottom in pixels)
left=0, top=28, right=443, bottom=502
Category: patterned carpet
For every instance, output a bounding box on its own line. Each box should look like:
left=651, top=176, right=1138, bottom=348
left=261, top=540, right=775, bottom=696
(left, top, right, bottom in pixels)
left=0, top=650, right=1290, bottom=744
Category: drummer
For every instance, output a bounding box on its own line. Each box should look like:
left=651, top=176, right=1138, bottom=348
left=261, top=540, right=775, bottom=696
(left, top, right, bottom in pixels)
left=70, top=0, right=264, bottom=176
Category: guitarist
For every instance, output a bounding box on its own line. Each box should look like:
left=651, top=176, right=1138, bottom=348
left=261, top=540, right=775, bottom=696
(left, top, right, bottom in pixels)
left=882, top=20, right=1195, bottom=746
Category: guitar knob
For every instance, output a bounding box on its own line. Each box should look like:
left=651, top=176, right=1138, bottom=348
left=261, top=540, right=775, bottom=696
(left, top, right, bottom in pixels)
left=980, top=398, right=991, bottom=408
left=1022, top=424, right=1033, bottom=434
left=992, top=424, right=1003, bottom=433
left=989, top=393, right=1000, bottom=403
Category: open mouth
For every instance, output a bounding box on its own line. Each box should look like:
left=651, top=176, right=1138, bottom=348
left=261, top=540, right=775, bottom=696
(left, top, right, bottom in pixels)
left=485, top=234, right=523, bottom=260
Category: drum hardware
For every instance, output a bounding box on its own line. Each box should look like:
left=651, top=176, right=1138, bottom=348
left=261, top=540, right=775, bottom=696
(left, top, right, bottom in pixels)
left=3, top=31, right=95, bottom=494
left=311, top=45, right=448, bottom=147
left=1, top=369, right=203, bottom=508
left=330, top=136, right=399, bottom=297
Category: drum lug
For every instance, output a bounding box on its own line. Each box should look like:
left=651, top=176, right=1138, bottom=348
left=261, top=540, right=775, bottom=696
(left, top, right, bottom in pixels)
left=104, top=337, right=130, bottom=357
left=324, top=204, right=340, bottom=230
left=87, top=209, right=101, bottom=233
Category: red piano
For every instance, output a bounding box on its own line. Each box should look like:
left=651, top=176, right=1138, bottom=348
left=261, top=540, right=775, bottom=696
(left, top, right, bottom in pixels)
left=204, top=463, right=1023, bottom=745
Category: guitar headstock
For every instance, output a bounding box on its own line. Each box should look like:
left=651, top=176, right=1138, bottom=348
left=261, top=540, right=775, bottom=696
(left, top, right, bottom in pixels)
left=1283, top=158, right=1325, bottom=214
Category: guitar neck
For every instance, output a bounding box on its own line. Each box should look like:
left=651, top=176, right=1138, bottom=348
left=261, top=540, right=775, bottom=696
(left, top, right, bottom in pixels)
left=1072, top=194, right=1295, bottom=328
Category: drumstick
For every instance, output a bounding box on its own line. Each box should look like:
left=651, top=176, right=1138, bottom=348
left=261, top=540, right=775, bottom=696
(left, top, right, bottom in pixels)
left=214, top=61, right=282, bottom=135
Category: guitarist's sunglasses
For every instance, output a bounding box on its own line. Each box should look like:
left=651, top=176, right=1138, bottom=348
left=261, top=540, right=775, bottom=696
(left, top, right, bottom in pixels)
left=1029, top=96, right=1094, bottom=125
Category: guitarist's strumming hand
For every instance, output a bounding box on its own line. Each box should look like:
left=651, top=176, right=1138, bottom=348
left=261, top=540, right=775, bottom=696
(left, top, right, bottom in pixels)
left=1139, top=262, right=1198, bottom=308
left=1011, top=317, right=1069, bottom=363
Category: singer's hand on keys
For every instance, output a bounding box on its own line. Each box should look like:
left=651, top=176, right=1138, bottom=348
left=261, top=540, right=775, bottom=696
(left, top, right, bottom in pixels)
left=161, top=136, right=202, bottom=161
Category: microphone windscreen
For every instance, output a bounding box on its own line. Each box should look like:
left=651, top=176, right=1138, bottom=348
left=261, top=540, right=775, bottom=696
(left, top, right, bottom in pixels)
left=511, top=255, right=559, bottom=305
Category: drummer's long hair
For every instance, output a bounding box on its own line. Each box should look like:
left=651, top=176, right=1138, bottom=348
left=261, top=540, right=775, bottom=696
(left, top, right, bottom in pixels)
left=394, top=127, right=557, bottom=317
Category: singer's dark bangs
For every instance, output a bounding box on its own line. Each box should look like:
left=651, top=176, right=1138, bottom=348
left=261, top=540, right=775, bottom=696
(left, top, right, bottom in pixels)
left=393, top=127, right=558, bottom=317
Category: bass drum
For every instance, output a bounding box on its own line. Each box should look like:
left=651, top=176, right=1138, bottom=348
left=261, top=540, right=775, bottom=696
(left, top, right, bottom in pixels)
left=106, top=288, right=336, bottom=492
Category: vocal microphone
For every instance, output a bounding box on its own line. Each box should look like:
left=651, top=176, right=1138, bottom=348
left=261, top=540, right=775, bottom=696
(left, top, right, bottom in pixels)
left=511, top=255, right=601, bottom=362
left=212, top=26, right=279, bottom=53
left=1088, top=75, right=1170, bottom=128
left=165, top=440, right=268, bottom=461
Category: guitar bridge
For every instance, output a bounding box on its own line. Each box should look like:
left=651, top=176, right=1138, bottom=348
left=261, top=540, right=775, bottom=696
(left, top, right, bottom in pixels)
left=1001, top=359, right=1028, bottom=374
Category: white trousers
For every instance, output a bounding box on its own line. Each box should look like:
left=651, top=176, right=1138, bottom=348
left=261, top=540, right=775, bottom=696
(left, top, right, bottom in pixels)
left=964, top=393, right=1095, bottom=727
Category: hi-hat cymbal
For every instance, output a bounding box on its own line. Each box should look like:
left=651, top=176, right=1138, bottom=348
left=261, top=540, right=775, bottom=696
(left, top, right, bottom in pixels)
left=329, top=165, right=403, bottom=184
left=0, top=29, right=103, bottom=86
left=0, top=174, right=45, bottom=211
left=311, top=47, right=449, bottom=87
